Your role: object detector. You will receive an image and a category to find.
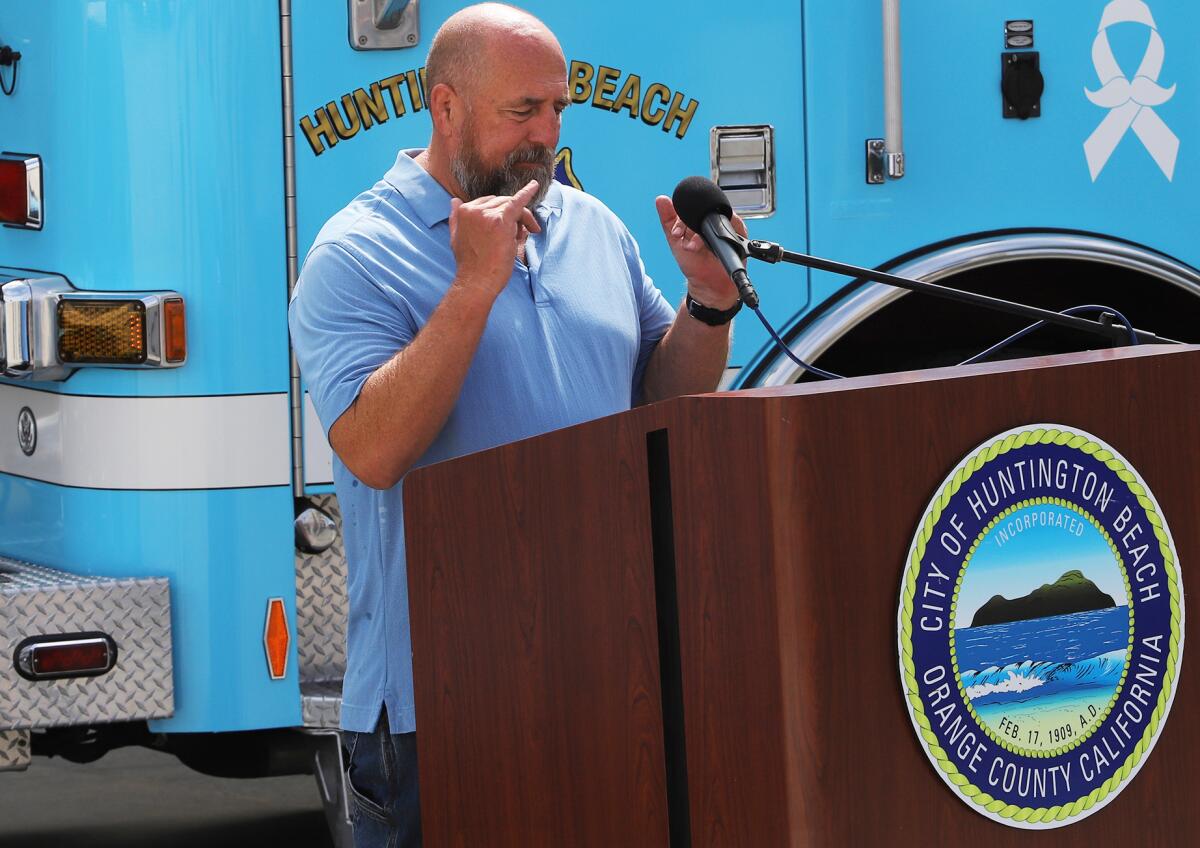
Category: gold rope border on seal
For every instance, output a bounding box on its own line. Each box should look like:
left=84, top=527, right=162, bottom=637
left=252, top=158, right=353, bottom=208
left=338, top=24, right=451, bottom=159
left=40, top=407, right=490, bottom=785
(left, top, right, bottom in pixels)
left=899, top=428, right=1182, bottom=825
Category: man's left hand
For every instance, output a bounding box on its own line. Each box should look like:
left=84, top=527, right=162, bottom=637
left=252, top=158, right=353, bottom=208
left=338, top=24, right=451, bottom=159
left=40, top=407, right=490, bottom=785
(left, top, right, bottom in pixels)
left=654, top=195, right=746, bottom=312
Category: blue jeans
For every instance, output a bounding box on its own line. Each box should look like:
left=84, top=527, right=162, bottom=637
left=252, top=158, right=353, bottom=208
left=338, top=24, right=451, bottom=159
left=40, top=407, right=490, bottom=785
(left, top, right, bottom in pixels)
left=344, top=708, right=422, bottom=848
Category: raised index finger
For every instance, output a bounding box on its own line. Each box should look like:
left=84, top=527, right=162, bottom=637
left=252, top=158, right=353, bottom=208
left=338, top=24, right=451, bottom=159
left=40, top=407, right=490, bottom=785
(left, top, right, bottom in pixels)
left=502, top=180, right=541, bottom=218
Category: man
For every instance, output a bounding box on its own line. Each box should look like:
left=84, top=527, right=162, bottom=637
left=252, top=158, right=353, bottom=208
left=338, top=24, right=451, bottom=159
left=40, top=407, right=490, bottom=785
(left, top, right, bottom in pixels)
left=288, top=4, right=743, bottom=845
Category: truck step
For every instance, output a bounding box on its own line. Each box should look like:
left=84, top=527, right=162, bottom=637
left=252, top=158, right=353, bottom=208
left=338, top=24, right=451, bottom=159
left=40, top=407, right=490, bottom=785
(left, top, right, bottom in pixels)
left=301, top=678, right=342, bottom=729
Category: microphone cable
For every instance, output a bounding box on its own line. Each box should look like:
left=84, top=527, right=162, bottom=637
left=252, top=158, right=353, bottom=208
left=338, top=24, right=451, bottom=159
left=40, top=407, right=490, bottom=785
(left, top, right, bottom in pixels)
left=743, top=301, right=1137, bottom=383
left=749, top=304, right=844, bottom=381
left=957, top=304, right=1138, bottom=367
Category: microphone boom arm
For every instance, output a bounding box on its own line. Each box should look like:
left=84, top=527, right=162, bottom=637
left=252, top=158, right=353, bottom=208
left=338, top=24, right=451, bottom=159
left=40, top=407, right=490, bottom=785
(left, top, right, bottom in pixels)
left=745, top=239, right=1180, bottom=347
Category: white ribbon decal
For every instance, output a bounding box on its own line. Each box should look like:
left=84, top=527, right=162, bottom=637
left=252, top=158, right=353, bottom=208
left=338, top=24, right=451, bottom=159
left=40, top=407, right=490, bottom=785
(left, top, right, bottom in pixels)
left=1083, top=0, right=1178, bottom=181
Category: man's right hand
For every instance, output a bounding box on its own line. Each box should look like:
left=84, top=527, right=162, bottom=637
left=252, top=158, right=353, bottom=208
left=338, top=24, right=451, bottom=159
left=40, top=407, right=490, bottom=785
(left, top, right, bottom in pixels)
left=449, top=180, right=542, bottom=300
left=328, top=180, right=544, bottom=490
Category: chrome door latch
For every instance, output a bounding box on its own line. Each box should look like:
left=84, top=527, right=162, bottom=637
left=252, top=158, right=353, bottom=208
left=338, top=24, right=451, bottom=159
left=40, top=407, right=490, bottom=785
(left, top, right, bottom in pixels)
left=348, top=0, right=420, bottom=51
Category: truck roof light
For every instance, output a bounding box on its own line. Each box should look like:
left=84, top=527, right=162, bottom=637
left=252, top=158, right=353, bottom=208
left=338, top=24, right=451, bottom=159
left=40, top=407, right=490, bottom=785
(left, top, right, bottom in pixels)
left=0, top=153, right=42, bottom=229
left=15, top=634, right=117, bottom=680
left=58, top=299, right=147, bottom=364
left=163, top=298, right=187, bottom=363
left=264, top=598, right=290, bottom=680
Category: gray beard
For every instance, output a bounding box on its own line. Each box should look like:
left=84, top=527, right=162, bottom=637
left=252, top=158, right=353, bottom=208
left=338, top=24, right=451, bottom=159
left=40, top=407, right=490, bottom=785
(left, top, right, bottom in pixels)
left=450, top=139, right=555, bottom=207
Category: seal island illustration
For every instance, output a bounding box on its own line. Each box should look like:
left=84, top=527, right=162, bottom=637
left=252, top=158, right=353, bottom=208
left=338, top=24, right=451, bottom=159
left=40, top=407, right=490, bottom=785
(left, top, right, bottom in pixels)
left=970, top=569, right=1116, bottom=627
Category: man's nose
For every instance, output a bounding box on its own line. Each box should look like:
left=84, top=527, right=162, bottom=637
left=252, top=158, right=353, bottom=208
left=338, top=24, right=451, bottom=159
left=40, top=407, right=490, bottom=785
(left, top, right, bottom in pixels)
left=526, top=109, right=560, bottom=148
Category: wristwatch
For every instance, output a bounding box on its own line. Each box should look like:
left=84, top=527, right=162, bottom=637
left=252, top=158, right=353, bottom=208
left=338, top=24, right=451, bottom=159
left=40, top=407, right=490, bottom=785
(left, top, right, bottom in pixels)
left=685, top=293, right=742, bottom=326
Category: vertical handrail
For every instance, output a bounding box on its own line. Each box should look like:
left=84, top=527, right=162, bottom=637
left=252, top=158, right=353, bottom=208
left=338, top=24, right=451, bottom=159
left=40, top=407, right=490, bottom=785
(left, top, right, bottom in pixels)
left=882, top=0, right=905, bottom=178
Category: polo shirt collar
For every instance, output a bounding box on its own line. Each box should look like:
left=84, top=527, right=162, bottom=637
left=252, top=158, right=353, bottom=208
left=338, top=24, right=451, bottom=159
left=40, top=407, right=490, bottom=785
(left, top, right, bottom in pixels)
left=384, top=149, right=564, bottom=229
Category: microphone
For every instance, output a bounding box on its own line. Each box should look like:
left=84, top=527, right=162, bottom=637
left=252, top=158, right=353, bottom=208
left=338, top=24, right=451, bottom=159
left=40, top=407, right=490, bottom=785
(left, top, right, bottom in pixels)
left=671, top=177, right=760, bottom=309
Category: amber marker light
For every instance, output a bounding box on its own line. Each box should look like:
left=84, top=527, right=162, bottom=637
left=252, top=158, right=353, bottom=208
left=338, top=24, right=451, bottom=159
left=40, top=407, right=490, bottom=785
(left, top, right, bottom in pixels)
left=163, top=298, right=187, bottom=363
left=264, top=598, right=290, bottom=680
left=58, top=299, right=147, bottom=364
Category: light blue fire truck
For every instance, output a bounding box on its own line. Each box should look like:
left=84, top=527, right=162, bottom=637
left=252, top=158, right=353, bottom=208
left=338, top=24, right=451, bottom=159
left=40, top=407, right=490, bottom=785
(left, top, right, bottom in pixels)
left=0, top=1, right=1197, bottom=842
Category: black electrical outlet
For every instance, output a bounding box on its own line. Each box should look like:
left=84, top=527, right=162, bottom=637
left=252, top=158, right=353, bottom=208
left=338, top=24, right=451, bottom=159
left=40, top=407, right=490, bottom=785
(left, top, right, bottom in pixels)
left=1002, top=51, right=1044, bottom=119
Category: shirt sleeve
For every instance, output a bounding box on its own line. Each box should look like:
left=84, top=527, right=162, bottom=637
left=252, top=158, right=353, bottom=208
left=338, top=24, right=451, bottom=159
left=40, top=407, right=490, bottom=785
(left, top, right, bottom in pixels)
left=620, top=227, right=678, bottom=404
left=288, top=242, right=418, bottom=436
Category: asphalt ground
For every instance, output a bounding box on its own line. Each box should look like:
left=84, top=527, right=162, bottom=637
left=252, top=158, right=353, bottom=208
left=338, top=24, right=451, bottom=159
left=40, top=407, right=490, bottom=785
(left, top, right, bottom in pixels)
left=0, top=745, right=334, bottom=848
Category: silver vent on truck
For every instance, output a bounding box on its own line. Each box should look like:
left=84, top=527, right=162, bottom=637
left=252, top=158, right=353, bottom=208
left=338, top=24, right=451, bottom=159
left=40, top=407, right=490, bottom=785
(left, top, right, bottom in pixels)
left=710, top=125, right=776, bottom=218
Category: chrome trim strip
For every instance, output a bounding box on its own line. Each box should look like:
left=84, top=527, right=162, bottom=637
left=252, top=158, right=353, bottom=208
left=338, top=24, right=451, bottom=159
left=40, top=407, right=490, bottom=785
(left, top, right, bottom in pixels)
left=25, top=156, right=41, bottom=228
left=1, top=280, right=31, bottom=373
left=16, top=643, right=34, bottom=677
left=0, top=153, right=42, bottom=230
left=281, top=0, right=305, bottom=497
left=754, top=234, right=1200, bottom=387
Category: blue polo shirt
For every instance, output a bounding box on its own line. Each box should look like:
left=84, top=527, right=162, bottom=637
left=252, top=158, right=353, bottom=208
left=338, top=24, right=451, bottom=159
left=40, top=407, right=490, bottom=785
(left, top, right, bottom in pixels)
left=289, top=150, right=677, bottom=734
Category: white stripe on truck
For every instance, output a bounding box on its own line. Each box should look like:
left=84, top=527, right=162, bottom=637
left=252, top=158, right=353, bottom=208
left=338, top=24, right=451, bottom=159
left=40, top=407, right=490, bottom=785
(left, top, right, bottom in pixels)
left=0, top=385, right=291, bottom=490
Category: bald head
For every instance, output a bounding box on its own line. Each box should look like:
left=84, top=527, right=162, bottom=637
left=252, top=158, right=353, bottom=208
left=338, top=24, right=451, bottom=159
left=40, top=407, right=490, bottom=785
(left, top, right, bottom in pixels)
left=425, top=3, right=564, bottom=98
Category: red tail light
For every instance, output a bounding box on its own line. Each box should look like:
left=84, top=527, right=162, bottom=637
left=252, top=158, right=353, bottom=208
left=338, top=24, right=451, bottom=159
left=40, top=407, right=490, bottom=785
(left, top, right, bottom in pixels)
left=0, top=153, right=42, bottom=229
left=15, top=634, right=117, bottom=680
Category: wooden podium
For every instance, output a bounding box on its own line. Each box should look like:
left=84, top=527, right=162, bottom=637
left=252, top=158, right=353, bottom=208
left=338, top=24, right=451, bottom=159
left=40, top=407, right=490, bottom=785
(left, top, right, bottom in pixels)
left=404, top=346, right=1200, bottom=846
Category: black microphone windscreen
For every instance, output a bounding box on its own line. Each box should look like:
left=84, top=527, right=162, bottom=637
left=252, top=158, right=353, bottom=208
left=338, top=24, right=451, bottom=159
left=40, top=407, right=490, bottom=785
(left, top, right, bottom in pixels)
left=672, top=176, right=732, bottom=234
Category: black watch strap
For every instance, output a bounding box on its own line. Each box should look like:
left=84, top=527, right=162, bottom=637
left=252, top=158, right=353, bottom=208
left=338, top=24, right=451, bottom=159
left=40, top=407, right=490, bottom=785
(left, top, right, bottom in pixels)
left=685, top=293, right=742, bottom=326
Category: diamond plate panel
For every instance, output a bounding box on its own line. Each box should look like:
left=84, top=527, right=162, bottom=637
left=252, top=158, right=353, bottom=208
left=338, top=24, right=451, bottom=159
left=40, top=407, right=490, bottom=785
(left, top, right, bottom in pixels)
left=0, top=730, right=30, bottom=771
left=0, top=557, right=173, bottom=730
left=295, top=494, right=347, bottom=727
left=301, top=679, right=343, bottom=729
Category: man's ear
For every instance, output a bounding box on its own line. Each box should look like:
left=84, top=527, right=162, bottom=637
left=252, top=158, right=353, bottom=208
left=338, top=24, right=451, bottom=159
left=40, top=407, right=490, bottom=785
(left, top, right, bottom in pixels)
left=428, top=82, right=463, bottom=140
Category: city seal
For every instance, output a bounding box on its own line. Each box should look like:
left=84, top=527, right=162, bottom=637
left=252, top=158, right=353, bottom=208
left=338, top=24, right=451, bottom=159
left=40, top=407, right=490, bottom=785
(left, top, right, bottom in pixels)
left=898, top=424, right=1184, bottom=828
